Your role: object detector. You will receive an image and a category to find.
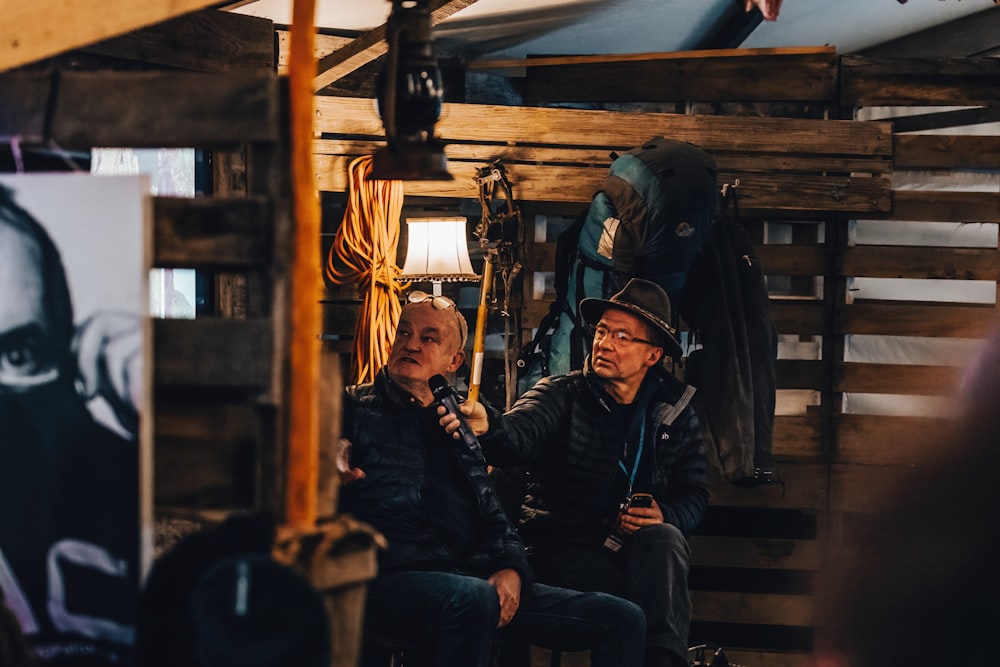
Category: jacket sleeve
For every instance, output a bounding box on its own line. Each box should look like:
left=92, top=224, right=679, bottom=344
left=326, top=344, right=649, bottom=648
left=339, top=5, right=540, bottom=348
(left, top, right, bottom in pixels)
left=483, top=503, right=534, bottom=586
left=658, top=404, right=710, bottom=535
left=462, top=429, right=534, bottom=585
left=479, top=375, right=572, bottom=468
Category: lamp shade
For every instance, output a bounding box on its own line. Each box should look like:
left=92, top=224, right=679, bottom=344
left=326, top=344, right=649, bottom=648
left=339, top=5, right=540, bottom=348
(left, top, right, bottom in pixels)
left=398, top=217, right=479, bottom=282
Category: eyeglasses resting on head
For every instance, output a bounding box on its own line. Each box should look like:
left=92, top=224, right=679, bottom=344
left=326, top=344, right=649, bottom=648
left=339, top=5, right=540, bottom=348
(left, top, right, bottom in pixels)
left=588, top=323, right=658, bottom=348
left=406, top=290, right=468, bottom=347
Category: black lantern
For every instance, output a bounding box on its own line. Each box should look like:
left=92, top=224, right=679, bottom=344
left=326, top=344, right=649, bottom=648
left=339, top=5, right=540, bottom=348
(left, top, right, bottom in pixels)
left=371, top=0, right=453, bottom=181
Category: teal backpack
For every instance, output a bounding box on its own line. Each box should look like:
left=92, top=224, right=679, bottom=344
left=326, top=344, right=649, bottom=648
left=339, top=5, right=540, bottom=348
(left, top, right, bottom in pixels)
left=517, top=136, right=719, bottom=394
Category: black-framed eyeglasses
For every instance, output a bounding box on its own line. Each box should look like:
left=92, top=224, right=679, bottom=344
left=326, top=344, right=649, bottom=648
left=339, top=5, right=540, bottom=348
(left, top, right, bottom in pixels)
left=588, top=323, right=658, bottom=348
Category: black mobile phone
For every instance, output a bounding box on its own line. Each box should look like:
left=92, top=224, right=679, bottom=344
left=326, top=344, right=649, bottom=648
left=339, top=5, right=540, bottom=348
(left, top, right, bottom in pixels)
left=628, top=493, right=654, bottom=508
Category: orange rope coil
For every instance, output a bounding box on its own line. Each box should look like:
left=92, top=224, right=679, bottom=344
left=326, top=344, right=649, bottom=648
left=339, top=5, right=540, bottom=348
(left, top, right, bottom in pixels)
left=326, top=155, right=407, bottom=384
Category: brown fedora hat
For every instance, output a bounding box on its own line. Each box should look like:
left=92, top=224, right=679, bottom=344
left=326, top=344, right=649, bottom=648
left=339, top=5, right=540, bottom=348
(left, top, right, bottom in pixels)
left=579, top=278, right=682, bottom=357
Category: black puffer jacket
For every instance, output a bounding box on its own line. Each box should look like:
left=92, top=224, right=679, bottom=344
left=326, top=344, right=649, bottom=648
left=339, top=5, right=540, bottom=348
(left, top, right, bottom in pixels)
left=338, top=368, right=532, bottom=583
left=481, top=361, right=709, bottom=552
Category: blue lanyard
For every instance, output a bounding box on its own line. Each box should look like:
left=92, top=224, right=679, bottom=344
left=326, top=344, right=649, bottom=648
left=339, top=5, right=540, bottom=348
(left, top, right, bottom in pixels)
left=618, top=417, right=646, bottom=495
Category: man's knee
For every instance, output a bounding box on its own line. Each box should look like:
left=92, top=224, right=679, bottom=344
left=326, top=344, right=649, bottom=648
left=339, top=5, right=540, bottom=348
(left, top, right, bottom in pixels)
left=442, top=577, right=501, bottom=622
left=634, top=523, right=690, bottom=558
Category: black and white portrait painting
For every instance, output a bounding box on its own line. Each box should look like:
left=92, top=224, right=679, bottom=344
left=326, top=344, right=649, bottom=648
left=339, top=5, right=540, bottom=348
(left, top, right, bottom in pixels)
left=0, top=173, right=151, bottom=666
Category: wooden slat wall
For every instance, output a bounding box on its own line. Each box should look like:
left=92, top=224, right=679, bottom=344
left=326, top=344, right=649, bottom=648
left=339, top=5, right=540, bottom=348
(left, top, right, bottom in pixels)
left=0, top=17, right=295, bottom=517
left=314, top=96, right=893, bottom=216
left=315, top=50, right=997, bottom=667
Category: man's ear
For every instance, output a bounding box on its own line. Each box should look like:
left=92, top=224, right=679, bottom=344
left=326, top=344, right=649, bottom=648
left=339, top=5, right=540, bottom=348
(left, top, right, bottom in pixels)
left=446, top=350, right=465, bottom=374
left=644, top=346, right=664, bottom=369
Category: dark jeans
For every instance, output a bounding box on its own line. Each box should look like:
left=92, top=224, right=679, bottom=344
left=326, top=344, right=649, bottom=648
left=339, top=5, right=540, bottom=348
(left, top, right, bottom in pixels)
left=361, top=570, right=646, bottom=667
left=530, top=523, right=692, bottom=662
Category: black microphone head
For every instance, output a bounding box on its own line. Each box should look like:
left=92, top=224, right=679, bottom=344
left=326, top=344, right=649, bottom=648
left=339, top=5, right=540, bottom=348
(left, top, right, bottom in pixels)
left=428, top=374, right=450, bottom=399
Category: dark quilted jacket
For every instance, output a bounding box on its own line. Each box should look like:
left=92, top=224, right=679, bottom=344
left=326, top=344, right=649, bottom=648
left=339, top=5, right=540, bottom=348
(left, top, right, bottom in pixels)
left=481, top=362, right=709, bottom=551
left=338, top=368, right=532, bottom=583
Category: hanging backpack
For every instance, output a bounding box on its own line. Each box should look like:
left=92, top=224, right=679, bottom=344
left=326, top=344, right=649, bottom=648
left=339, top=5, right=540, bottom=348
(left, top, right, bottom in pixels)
left=517, top=136, right=719, bottom=394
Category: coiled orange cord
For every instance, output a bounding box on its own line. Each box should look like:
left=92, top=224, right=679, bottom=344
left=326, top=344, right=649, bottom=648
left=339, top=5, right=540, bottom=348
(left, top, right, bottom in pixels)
left=326, top=155, right=407, bottom=383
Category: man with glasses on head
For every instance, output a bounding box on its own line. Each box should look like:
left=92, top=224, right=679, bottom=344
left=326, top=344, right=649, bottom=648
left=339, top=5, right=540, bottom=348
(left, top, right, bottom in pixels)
left=447, top=278, right=708, bottom=667
left=335, top=289, right=646, bottom=667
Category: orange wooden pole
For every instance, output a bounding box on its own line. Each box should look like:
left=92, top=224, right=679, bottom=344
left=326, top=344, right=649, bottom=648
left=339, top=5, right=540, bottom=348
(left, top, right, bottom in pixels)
left=286, top=0, right=320, bottom=530
left=466, top=256, right=493, bottom=405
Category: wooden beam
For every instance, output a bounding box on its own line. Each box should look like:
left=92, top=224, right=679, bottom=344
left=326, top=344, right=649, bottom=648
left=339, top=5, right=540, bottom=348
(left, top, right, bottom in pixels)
left=469, top=46, right=836, bottom=71
left=834, top=414, right=953, bottom=466
left=834, top=362, right=962, bottom=396
left=842, top=245, right=1000, bottom=281
left=80, top=9, right=275, bottom=72
left=889, top=106, right=1000, bottom=133
left=839, top=302, right=998, bottom=338
left=860, top=7, right=1000, bottom=58
left=895, top=134, right=1000, bottom=170
left=523, top=50, right=838, bottom=104
left=873, top=191, right=1000, bottom=223
left=690, top=536, right=821, bottom=570
left=314, top=96, right=893, bottom=157
left=154, top=318, right=273, bottom=388
left=313, top=0, right=478, bottom=91
left=756, top=244, right=826, bottom=277
left=707, top=463, right=828, bottom=512
left=3, top=0, right=224, bottom=72
left=315, top=155, right=890, bottom=212
left=773, top=415, right=824, bottom=459
left=49, top=71, right=279, bottom=147
left=841, top=55, right=1000, bottom=106
left=153, top=196, right=272, bottom=268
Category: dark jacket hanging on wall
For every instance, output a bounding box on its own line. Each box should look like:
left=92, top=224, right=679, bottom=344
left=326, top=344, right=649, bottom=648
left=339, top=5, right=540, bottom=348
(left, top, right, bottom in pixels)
left=679, top=218, right=778, bottom=484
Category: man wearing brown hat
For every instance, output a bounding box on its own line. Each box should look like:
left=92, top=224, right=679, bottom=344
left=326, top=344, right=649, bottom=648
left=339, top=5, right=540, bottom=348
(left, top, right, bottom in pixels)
left=449, top=278, right=709, bottom=667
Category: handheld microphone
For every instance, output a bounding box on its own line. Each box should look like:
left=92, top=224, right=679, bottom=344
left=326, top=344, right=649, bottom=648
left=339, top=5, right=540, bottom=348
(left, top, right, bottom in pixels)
left=428, top=374, right=480, bottom=450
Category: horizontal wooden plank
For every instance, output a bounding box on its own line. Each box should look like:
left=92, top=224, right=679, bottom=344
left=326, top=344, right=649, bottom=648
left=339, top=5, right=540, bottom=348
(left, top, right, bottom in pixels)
left=313, top=138, right=891, bottom=175
left=834, top=362, right=962, bottom=396
left=691, top=590, right=815, bottom=627
left=322, top=302, right=362, bottom=337
left=315, top=155, right=891, bottom=212
left=894, top=134, right=1000, bottom=170
left=315, top=97, right=894, bottom=158
left=838, top=302, right=997, bottom=337
left=50, top=71, right=279, bottom=147
left=82, top=9, right=274, bottom=72
left=154, top=317, right=273, bottom=388
left=776, top=360, right=826, bottom=391
left=529, top=241, right=830, bottom=280
left=770, top=299, right=826, bottom=335
left=896, top=107, right=1000, bottom=133
left=708, top=463, right=827, bottom=511
left=472, top=46, right=837, bottom=70
left=841, top=56, right=1000, bottom=106
left=773, top=415, right=824, bottom=460
left=757, top=244, right=826, bottom=277
left=277, top=30, right=353, bottom=75
left=690, top=535, right=821, bottom=570
left=0, top=72, right=51, bottom=138
left=873, top=191, right=1000, bottom=224
left=154, top=196, right=272, bottom=268
left=829, top=462, right=934, bottom=513
left=834, top=413, right=953, bottom=466
left=3, top=0, right=222, bottom=72
left=524, top=51, right=838, bottom=104
left=842, top=245, right=1000, bottom=280
left=154, top=396, right=262, bottom=507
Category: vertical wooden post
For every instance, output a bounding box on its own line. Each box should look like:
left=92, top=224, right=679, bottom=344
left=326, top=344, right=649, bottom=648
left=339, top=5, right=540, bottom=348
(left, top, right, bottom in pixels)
left=286, top=0, right=320, bottom=530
